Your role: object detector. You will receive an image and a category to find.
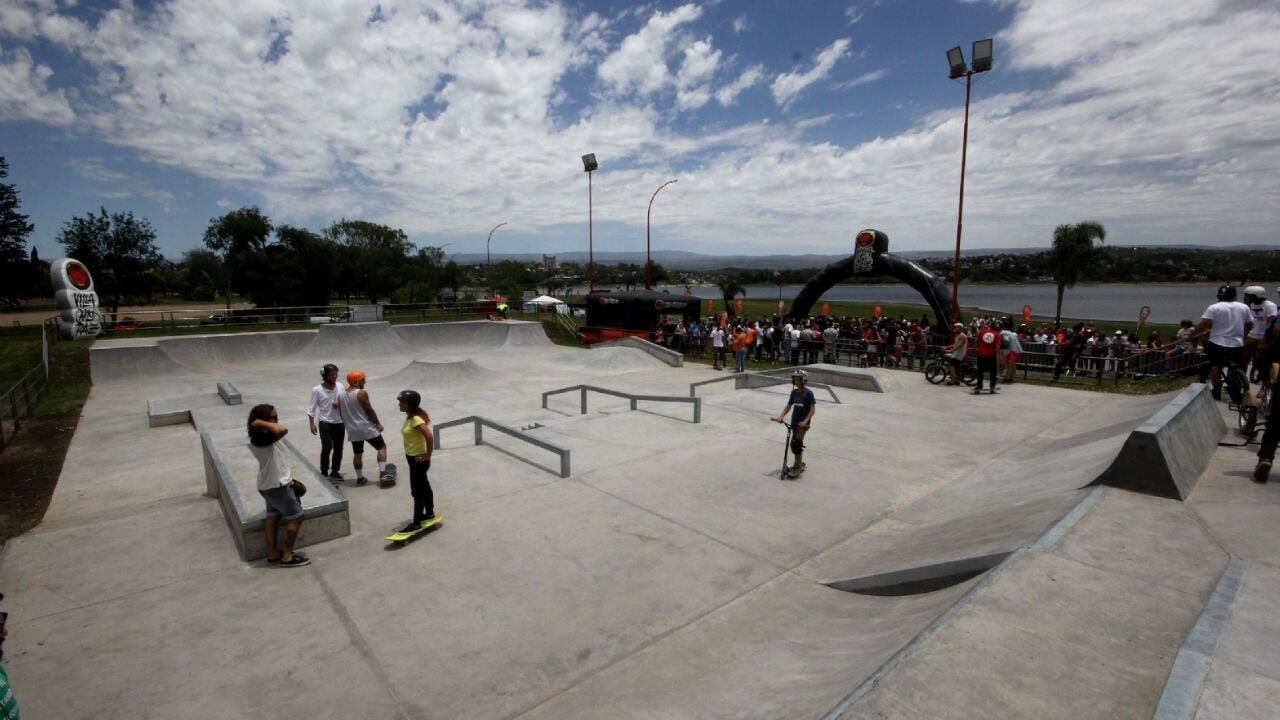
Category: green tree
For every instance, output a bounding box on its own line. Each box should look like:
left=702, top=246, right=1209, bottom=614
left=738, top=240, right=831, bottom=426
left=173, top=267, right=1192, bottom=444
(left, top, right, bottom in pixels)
left=0, top=157, right=35, bottom=306
left=324, top=219, right=412, bottom=303
left=717, top=277, right=747, bottom=318
left=57, top=207, right=162, bottom=318
left=265, top=226, right=334, bottom=308
left=400, top=246, right=444, bottom=303
left=179, top=248, right=225, bottom=301
left=441, top=260, right=464, bottom=300
left=203, top=207, right=273, bottom=308
left=1049, top=221, right=1107, bottom=327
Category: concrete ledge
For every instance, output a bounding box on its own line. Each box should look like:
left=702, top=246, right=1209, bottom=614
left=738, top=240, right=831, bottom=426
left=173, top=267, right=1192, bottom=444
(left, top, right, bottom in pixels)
left=217, top=381, right=242, bottom=405
left=1094, top=383, right=1225, bottom=500
left=146, top=393, right=225, bottom=428
left=592, top=336, right=683, bottom=367
left=201, top=432, right=350, bottom=561
left=761, top=363, right=898, bottom=393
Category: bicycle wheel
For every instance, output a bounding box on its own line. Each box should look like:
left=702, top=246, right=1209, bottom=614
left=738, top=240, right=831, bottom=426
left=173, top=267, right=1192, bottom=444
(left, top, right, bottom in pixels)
left=961, top=365, right=979, bottom=386
left=1240, top=405, right=1258, bottom=435
left=924, top=362, right=946, bottom=385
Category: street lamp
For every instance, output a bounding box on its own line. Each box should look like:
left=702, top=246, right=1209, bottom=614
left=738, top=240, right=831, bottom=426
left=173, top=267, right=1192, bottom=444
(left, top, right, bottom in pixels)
left=946, top=38, right=993, bottom=324
left=646, top=178, right=677, bottom=290
left=486, top=222, right=507, bottom=267
left=582, top=154, right=598, bottom=291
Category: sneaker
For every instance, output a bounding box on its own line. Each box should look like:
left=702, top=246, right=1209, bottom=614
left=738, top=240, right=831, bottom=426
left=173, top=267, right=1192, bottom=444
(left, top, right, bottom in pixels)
left=329, top=471, right=345, bottom=483
left=356, top=476, right=368, bottom=486
left=1254, top=460, right=1272, bottom=484
left=972, top=387, right=983, bottom=395
left=400, top=521, right=422, bottom=534
left=990, top=387, right=999, bottom=394
left=279, top=554, right=311, bottom=568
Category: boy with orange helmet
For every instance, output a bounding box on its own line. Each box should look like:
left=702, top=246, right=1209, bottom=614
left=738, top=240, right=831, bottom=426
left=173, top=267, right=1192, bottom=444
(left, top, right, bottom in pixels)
left=338, top=369, right=389, bottom=486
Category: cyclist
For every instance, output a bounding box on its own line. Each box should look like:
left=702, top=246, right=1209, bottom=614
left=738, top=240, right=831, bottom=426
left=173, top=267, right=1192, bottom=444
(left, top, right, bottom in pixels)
left=1243, top=286, right=1277, bottom=379
left=1193, top=285, right=1252, bottom=401
left=943, top=322, right=968, bottom=386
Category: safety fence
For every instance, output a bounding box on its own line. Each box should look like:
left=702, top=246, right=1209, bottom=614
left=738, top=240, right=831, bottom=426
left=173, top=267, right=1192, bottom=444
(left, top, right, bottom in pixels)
left=0, top=327, right=51, bottom=452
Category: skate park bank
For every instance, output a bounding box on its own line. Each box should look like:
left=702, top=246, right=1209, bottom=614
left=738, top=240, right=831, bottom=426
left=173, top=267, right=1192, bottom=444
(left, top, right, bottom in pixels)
left=2, top=320, right=1278, bottom=718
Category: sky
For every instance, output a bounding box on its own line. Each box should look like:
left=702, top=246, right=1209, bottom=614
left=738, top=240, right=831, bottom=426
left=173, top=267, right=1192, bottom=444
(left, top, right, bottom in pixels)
left=1, top=0, right=1278, bottom=262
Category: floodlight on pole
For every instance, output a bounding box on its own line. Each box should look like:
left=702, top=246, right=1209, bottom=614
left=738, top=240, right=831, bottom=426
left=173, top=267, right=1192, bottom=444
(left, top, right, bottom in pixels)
left=646, top=178, right=677, bottom=290
left=945, top=38, right=993, bottom=325
left=582, top=153, right=597, bottom=291
left=486, top=222, right=507, bottom=267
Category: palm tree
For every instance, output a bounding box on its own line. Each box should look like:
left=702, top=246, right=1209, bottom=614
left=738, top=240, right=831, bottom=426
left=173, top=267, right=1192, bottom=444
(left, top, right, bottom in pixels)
left=718, top=278, right=747, bottom=319
left=1049, top=221, right=1107, bottom=327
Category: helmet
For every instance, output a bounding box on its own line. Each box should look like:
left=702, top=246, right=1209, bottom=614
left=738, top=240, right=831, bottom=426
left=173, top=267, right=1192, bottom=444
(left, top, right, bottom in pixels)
left=397, top=390, right=421, bottom=409
left=346, top=370, right=366, bottom=387
left=792, top=369, right=808, bottom=381
left=1244, top=285, right=1266, bottom=298
left=1217, top=285, right=1237, bottom=301
left=321, top=363, right=339, bottom=378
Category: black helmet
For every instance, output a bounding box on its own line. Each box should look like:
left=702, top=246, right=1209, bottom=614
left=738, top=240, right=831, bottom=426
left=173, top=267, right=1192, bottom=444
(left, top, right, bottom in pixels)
left=397, top=390, right=421, bottom=409
left=321, top=363, right=339, bottom=378
left=1217, top=285, right=1237, bottom=301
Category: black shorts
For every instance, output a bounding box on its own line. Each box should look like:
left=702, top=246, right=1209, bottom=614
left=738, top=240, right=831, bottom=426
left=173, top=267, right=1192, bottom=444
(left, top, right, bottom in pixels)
left=1206, top=341, right=1244, bottom=369
left=350, top=435, right=386, bottom=453
left=947, top=356, right=964, bottom=368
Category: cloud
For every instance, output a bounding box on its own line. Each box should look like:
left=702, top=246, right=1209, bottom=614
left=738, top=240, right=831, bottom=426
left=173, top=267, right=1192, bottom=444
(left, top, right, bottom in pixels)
left=770, top=38, right=851, bottom=107
left=714, top=64, right=764, bottom=106
left=832, top=68, right=886, bottom=91
left=596, top=3, right=702, bottom=97
left=1, top=0, right=1279, bottom=256
left=0, top=43, right=74, bottom=125
left=732, top=15, right=748, bottom=33
left=845, top=6, right=864, bottom=25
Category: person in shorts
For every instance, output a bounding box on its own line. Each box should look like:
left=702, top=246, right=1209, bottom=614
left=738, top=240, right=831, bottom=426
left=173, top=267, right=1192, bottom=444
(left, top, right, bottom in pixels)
left=943, top=322, right=968, bottom=385
left=248, top=404, right=310, bottom=567
left=999, top=320, right=1023, bottom=383
left=773, top=368, right=817, bottom=476
left=339, top=370, right=389, bottom=486
left=1193, top=285, right=1253, bottom=400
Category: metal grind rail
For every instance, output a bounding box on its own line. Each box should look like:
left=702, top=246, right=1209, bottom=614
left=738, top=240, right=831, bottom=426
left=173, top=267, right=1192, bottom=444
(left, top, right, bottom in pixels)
left=689, top=373, right=842, bottom=404
left=433, top=415, right=571, bottom=478
left=542, top=385, right=702, bottom=424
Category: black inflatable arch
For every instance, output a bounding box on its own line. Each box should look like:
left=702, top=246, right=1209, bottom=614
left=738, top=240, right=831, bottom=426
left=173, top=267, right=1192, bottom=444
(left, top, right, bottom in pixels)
left=788, top=229, right=953, bottom=333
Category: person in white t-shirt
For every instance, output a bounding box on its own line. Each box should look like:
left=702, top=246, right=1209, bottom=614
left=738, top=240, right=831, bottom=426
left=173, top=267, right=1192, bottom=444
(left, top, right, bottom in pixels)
left=1194, top=285, right=1253, bottom=400
left=248, top=404, right=309, bottom=567
left=710, top=324, right=726, bottom=370
left=307, top=363, right=346, bottom=481
left=1243, top=286, right=1277, bottom=376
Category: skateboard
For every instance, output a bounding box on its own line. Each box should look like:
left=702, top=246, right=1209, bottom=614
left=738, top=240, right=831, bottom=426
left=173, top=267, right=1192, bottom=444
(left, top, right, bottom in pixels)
left=385, top=515, right=443, bottom=545
left=379, top=462, right=397, bottom=488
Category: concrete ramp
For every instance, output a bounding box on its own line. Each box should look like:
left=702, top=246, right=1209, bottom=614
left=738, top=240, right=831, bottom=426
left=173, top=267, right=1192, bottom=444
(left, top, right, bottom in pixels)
left=377, top=359, right=490, bottom=387
left=393, top=320, right=512, bottom=350
left=501, top=320, right=554, bottom=349
left=154, top=330, right=316, bottom=372
left=89, top=341, right=200, bottom=384
left=316, top=321, right=413, bottom=358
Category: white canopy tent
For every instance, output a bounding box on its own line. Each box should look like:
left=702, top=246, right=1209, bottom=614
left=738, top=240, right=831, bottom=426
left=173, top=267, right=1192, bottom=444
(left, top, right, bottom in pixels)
left=523, top=295, right=570, bottom=314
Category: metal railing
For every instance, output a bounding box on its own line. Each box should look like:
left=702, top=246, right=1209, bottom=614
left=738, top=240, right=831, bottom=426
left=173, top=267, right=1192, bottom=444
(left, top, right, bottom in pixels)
left=1, top=329, right=51, bottom=452
left=433, top=415, right=571, bottom=478
left=542, top=384, right=702, bottom=424
left=689, top=373, right=842, bottom=403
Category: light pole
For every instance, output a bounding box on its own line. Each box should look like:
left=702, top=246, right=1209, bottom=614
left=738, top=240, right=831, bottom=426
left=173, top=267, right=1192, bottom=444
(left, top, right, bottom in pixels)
left=646, top=178, right=677, bottom=290
left=946, top=38, right=993, bottom=324
left=582, top=154, right=598, bottom=291
left=486, top=222, right=507, bottom=267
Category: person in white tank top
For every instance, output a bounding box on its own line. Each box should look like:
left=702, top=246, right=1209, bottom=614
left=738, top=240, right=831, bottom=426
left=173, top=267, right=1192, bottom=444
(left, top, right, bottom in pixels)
left=338, top=370, right=389, bottom=486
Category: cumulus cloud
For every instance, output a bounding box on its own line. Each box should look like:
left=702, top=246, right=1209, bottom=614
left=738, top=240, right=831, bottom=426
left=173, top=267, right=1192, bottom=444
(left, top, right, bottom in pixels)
left=732, top=15, right=748, bottom=33
left=771, top=38, right=851, bottom=107
left=0, top=0, right=1278, bottom=255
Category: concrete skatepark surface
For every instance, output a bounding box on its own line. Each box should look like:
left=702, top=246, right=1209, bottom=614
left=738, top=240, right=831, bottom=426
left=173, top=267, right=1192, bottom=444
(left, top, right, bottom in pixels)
left=3, top=319, right=1280, bottom=719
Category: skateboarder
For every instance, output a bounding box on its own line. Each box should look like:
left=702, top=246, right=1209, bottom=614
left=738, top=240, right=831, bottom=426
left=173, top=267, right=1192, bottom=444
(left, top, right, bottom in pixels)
left=773, top=368, right=816, bottom=477
left=247, top=404, right=310, bottom=567
left=396, top=390, right=438, bottom=533
left=307, top=363, right=346, bottom=481
left=339, top=370, right=390, bottom=486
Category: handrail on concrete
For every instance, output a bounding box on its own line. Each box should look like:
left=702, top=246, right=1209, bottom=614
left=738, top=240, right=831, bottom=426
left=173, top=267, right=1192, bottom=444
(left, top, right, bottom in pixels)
left=689, top=373, right=841, bottom=404
left=433, top=415, right=571, bottom=478
left=541, top=384, right=701, bottom=423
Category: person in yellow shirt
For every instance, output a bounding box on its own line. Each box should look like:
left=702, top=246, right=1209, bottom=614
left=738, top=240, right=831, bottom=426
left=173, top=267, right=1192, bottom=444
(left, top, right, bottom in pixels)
left=396, top=390, right=437, bottom=533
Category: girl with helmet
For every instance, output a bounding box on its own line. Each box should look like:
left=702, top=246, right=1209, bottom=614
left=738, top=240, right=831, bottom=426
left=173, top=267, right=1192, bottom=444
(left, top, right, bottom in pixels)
left=772, top=368, right=816, bottom=477
left=396, top=390, right=438, bottom=533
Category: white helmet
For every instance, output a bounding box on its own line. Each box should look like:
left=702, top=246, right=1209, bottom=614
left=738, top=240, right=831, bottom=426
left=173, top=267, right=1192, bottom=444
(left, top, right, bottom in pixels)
left=1244, top=285, right=1266, bottom=298
left=792, top=368, right=808, bottom=381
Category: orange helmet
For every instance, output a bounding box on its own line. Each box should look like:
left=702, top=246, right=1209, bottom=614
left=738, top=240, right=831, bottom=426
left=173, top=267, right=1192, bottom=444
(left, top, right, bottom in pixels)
left=346, top=370, right=366, bottom=387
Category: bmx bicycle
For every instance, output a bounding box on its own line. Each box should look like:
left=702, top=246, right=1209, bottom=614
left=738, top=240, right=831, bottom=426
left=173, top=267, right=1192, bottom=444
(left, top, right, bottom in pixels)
left=923, top=355, right=978, bottom=387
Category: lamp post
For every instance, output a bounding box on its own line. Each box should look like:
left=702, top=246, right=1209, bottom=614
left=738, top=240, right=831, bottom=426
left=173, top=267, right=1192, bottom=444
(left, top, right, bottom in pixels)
left=486, top=222, right=507, bottom=267
left=646, top=178, right=677, bottom=290
left=946, top=38, right=993, bottom=324
left=582, top=154, right=598, bottom=291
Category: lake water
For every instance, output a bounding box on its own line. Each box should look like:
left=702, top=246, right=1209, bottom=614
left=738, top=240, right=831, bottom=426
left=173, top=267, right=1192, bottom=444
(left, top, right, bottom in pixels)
left=655, top=282, right=1241, bottom=325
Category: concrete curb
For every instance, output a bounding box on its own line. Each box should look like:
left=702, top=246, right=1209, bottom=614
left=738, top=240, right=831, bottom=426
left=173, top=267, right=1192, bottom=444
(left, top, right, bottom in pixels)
left=592, top=336, right=683, bottom=367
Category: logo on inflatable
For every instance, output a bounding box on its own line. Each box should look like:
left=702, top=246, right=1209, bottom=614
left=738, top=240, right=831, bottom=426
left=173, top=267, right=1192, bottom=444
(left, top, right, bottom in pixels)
left=49, top=258, right=102, bottom=339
